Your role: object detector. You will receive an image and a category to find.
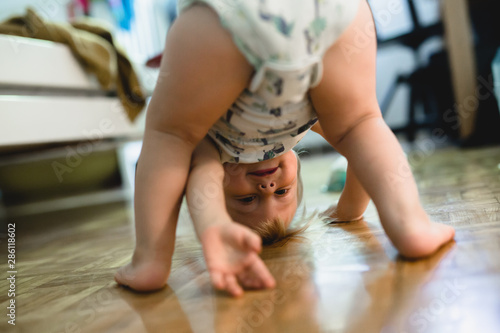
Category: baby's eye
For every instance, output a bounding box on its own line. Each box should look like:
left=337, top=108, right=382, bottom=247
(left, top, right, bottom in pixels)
left=275, top=189, right=288, bottom=195
left=238, top=196, right=256, bottom=203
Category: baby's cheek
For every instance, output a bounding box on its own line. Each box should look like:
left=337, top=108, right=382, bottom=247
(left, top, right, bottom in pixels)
left=223, top=163, right=246, bottom=177
left=222, top=165, right=247, bottom=187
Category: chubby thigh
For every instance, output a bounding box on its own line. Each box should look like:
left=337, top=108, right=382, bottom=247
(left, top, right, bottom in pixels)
left=144, top=3, right=253, bottom=145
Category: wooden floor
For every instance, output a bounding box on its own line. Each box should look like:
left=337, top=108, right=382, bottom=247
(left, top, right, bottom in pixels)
left=1, top=145, right=500, bottom=333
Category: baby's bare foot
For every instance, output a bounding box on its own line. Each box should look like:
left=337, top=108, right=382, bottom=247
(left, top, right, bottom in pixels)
left=391, top=221, right=455, bottom=258
left=115, top=253, right=171, bottom=292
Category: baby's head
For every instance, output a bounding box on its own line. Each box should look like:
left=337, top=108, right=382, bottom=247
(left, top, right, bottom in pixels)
left=222, top=150, right=303, bottom=244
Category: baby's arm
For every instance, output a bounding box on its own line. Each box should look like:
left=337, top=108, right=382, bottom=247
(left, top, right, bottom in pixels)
left=309, top=1, right=454, bottom=257
left=187, top=138, right=233, bottom=236
left=312, top=123, right=370, bottom=221
left=186, top=138, right=275, bottom=296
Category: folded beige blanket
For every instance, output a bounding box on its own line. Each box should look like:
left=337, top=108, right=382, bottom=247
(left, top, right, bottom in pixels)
left=0, top=8, right=145, bottom=122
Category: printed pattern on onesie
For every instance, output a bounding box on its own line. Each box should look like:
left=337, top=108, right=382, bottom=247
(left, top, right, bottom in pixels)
left=178, top=0, right=360, bottom=163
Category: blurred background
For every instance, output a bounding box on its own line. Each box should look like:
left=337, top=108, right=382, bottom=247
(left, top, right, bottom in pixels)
left=0, top=0, right=499, bottom=225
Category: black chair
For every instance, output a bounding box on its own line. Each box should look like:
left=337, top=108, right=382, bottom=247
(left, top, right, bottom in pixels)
left=374, top=0, right=449, bottom=142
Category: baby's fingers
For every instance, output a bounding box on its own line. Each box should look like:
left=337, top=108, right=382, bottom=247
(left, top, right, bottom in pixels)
left=210, top=270, right=225, bottom=290
left=210, top=271, right=243, bottom=297
left=250, top=258, right=276, bottom=289
left=226, top=224, right=262, bottom=253
left=238, top=271, right=267, bottom=290
left=243, top=231, right=262, bottom=253
left=224, top=274, right=244, bottom=297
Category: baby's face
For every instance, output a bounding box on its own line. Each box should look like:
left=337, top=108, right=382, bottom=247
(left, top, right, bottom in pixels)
left=222, top=150, right=298, bottom=230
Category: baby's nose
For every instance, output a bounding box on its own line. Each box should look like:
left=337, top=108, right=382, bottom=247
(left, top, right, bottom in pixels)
left=258, top=181, right=276, bottom=192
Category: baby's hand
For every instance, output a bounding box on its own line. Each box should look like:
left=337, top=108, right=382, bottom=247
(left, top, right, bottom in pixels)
left=201, top=222, right=276, bottom=297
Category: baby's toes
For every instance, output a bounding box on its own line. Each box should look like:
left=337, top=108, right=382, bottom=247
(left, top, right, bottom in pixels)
left=432, top=223, right=455, bottom=248
left=436, top=223, right=455, bottom=240
left=114, top=264, right=134, bottom=288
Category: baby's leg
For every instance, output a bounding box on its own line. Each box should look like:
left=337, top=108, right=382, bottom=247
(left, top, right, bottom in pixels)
left=115, top=5, right=253, bottom=291
left=309, top=1, right=454, bottom=258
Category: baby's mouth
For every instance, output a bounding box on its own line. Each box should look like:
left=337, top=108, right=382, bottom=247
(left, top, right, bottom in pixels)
left=249, top=167, right=278, bottom=177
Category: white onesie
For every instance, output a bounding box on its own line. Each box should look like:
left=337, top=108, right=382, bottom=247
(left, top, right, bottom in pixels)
left=178, top=0, right=360, bottom=163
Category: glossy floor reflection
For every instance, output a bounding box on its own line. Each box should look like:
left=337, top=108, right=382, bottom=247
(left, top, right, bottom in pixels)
left=1, top=146, right=499, bottom=333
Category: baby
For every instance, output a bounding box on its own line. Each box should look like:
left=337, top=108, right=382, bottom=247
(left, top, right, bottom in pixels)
left=115, top=0, right=455, bottom=297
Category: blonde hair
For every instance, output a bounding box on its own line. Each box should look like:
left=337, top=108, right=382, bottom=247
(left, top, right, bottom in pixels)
left=253, top=217, right=311, bottom=246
